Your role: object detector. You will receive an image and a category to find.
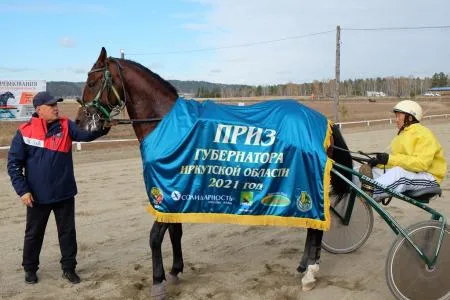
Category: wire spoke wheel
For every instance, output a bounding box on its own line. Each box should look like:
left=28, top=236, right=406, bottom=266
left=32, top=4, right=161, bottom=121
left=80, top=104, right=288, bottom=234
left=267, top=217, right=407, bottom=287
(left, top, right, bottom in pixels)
left=386, top=220, right=450, bottom=300
left=322, top=191, right=374, bottom=254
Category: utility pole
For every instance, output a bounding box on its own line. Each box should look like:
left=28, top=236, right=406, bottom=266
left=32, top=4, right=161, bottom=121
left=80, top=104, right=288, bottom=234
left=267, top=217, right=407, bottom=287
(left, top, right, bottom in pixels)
left=334, top=25, right=341, bottom=123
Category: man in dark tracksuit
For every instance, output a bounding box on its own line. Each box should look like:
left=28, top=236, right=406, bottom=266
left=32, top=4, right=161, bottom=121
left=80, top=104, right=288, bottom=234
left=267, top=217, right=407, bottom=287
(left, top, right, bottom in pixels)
left=7, top=91, right=109, bottom=284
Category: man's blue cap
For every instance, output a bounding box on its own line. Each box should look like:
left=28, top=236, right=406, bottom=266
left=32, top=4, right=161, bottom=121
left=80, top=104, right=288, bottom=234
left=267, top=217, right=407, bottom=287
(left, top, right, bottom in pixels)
left=33, top=91, right=63, bottom=108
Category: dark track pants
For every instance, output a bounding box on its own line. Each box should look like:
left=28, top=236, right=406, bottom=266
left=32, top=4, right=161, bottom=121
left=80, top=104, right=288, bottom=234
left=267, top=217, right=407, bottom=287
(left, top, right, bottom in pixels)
left=22, top=198, right=77, bottom=272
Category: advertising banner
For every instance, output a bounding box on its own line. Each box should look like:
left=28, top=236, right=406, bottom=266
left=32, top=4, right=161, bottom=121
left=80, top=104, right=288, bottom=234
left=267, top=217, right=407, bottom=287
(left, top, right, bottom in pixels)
left=0, top=80, right=46, bottom=121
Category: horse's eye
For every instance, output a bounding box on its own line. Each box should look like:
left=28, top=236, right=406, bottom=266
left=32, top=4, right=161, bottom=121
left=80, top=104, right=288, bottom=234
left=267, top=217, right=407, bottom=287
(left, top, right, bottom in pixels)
left=88, top=81, right=96, bottom=88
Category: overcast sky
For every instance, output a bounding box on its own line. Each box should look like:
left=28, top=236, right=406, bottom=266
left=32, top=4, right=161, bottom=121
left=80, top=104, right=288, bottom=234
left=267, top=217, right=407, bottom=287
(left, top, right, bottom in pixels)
left=1, top=0, right=449, bottom=85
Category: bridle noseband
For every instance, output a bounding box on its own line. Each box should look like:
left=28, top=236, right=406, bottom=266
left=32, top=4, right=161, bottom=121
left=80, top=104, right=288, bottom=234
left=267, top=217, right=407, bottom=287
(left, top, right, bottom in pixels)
left=78, top=57, right=127, bottom=122
left=79, top=57, right=163, bottom=125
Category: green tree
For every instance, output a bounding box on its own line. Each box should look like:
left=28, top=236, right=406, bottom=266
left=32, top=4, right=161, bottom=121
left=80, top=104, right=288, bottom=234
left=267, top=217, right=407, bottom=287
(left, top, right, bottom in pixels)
left=255, top=85, right=263, bottom=96
left=431, top=72, right=448, bottom=87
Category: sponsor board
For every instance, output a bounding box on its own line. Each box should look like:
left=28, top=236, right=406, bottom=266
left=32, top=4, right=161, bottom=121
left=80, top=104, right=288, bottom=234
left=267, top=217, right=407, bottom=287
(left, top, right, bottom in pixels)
left=0, top=80, right=46, bottom=121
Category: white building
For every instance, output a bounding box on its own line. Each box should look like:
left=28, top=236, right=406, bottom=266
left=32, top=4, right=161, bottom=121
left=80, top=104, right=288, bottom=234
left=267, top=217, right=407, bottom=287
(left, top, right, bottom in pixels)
left=366, top=91, right=386, bottom=97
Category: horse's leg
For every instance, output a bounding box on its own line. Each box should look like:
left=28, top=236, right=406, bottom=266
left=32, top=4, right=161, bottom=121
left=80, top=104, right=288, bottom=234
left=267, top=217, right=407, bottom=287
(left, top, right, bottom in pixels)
left=297, top=228, right=323, bottom=272
left=150, top=221, right=169, bottom=299
left=297, top=228, right=323, bottom=291
left=167, top=223, right=183, bottom=284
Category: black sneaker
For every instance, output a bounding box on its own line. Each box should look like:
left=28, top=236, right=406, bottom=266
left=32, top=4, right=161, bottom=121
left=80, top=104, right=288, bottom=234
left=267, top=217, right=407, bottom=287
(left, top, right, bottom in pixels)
left=62, top=270, right=80, bottom=284
left=25, top=271, right=38, bottom=284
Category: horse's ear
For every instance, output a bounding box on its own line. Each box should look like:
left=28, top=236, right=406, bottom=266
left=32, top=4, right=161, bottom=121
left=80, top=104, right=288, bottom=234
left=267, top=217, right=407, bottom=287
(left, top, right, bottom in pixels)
left=95, top=47, right=107, bottom=66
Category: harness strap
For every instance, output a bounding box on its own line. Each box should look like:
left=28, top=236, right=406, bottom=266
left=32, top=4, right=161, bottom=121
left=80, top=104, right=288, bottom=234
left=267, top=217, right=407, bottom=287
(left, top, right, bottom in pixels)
left=113, top=118, right=163, bottom=125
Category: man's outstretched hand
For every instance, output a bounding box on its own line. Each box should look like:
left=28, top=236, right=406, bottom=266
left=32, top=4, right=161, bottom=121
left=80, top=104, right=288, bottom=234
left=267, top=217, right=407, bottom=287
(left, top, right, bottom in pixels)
left=104, top=119, right=119, bottom=128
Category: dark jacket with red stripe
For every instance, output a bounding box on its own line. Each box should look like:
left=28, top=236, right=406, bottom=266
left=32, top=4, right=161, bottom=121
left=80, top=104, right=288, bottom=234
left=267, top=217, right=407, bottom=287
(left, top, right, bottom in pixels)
left=7, top=115, right=107, bottom=204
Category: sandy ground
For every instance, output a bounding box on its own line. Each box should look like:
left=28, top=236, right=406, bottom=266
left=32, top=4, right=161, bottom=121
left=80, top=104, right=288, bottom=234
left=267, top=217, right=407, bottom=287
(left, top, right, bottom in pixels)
left=0, top=122, right=449, bottom=300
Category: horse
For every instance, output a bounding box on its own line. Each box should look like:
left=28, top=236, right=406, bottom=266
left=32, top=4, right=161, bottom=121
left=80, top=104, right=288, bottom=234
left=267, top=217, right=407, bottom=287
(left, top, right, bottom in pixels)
left=75, top=47, right=353, bottom=299
left=0, top=91, right=14, bottom=107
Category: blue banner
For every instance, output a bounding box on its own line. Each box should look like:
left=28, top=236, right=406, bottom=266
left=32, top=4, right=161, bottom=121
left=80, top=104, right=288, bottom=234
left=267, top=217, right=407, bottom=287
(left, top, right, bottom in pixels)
left=141, top=98, right=332, bottom=229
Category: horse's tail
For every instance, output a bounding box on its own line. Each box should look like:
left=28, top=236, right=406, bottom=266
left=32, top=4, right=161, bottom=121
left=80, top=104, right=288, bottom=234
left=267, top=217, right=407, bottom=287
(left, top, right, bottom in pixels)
left=330, top=124, right=352, bottom=199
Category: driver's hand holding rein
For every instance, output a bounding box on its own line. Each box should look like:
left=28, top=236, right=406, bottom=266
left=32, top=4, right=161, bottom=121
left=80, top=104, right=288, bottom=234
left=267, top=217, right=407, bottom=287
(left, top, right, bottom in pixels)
left=358, top=100, right=447, bottom=201
left=368, top=152, right=389, bottom=167
left=7, top=91, right=110, bottom=285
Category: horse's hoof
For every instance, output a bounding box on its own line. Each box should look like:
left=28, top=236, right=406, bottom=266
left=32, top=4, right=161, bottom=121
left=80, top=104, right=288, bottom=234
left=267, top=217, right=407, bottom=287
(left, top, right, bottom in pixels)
left=301, top=264, right=319, bottom=291
left=150, top=282, right=166, bottom=300
left=166, top=273, right=180, bottom=285
left=302, top=279, right=317, bottom=291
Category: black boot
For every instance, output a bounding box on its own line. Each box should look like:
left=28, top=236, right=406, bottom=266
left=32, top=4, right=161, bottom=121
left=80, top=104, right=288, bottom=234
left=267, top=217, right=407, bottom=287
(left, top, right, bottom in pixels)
left=25, top=271, right=38, bottom=284
left=62, top=270, right=80, bottom=284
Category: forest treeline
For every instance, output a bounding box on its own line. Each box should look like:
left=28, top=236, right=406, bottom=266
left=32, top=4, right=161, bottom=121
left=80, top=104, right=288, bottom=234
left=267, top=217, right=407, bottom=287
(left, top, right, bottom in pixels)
left=47, top=72, right=449, bottom=99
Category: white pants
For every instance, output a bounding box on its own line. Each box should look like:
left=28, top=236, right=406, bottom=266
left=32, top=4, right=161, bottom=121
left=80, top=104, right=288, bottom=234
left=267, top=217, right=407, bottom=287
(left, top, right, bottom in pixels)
left=353, top=164, right=439, bottom=200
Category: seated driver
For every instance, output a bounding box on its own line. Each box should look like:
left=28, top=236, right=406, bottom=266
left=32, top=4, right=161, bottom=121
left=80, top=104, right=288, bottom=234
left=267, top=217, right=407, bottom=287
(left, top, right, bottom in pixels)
left=359, top=100, right=447, bottom=201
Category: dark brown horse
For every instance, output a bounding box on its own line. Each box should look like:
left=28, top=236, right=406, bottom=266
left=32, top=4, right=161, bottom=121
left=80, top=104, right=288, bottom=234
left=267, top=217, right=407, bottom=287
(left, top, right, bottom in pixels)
left=76, top=47, right=352, bottom=299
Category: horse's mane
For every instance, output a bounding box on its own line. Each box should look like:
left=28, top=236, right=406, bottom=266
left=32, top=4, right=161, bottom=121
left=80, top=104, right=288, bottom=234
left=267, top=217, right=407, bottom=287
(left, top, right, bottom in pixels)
left=121, top=59, right=179, bottom=97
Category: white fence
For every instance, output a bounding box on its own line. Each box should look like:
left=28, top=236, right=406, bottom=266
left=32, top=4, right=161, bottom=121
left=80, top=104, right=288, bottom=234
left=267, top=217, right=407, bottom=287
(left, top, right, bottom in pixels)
left=72, top=138, right=137, bottom=151
left=336, top=113, right=449, bottom=128
left=0, top=138, right=137, bottom=151
left=0, top=113, right=448, bottom=151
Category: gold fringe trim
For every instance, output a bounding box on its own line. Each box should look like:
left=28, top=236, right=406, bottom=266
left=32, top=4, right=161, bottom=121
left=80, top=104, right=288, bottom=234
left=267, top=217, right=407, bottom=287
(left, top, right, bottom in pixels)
left=322, top=158, right=332, bottom=231
left=146, top=205, right=329, bottom=230
left=321, top=120, right=333, bottom=231
left=323, top=120, right=333, bottom=150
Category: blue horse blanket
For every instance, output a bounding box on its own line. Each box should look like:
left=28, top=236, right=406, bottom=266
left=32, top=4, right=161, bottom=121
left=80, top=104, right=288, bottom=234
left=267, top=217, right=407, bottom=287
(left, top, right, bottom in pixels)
left=141, top=98, right=333, bottom=230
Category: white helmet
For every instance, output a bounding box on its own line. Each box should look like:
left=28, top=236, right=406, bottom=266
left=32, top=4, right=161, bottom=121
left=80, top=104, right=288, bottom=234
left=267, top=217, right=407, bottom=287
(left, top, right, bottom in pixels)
left=393, top=100, right=423, bottom=121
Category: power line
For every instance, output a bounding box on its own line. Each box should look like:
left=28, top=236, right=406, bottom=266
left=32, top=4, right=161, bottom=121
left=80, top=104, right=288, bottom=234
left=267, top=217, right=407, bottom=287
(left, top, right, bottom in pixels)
left=124, top=25, right=450, bottom=57
left=126, top=30, right=334, bottom=56
left=342, top=25, right=450, bottom=31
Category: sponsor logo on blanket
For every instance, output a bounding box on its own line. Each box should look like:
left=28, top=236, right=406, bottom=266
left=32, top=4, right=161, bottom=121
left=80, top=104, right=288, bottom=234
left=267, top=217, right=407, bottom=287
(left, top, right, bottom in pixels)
left=151, top=187, right=163, bottom=204
left=170, top=191, right=234, bottom=204
left=296, top=191, right=312, bottom=212
left=260, top=193, right=291, bottom=206
left=171, top=190, right=181, bottom=201
left=240, top=191, right=254, bottom=206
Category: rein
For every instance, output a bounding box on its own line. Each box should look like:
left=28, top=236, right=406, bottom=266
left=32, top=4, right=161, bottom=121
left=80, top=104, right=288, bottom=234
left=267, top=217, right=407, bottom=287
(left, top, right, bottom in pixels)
left=111, top=118, right=163, bottom=125
left=331, top=145, right=380, bottom=164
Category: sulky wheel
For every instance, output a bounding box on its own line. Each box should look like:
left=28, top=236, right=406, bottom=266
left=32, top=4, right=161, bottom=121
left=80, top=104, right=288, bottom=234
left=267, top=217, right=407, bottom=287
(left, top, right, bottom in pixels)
left=322, top=191, right=374, bottom=254
left=385, top=220, right=450, bottom=300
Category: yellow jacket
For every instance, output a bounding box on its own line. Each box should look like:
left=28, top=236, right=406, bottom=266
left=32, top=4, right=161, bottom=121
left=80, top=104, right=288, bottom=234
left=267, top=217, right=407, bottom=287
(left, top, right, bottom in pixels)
left=385, top=123, right=447, bottom=183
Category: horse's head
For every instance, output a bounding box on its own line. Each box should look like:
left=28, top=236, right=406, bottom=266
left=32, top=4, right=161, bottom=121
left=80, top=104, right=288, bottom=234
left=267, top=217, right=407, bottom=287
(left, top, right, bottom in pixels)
left=76, top=47, right=126, bottom=132
left=1, top=92, right=14, bottom=99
